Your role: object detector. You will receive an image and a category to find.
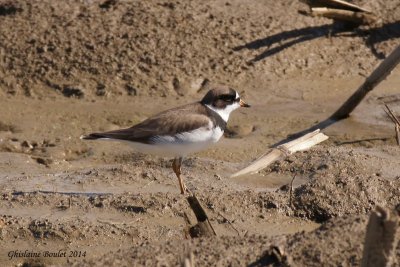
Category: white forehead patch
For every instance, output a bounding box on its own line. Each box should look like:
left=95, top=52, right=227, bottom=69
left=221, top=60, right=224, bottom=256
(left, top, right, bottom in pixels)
left=235, top=91, right=240, bottom=100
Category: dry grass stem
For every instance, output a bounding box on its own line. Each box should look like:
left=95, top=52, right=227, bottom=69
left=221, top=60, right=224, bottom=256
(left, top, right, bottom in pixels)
left=383, top=103, right=400, bottom=145
left=289, top=175, right=297, bottom=208
left=218, top=212, right=240, bottom=236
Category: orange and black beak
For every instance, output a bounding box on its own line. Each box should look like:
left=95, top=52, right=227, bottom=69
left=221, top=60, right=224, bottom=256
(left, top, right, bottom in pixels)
left=239, top=99, right=251, bottom=108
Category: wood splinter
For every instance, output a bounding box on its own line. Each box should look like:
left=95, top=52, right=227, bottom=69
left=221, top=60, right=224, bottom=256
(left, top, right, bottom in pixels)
left=181, top=248, right=195, bottom=267
left=231, top=130, right=328, bottom=177
left=186, top=195, right=216, bottom=238
left=300, top=0, right=372, bottom=13
left=361, top=206, right=400, bottom=267
left=299, top=0, right=377, bottom=25
left=310, top=7, right=377, bottom=25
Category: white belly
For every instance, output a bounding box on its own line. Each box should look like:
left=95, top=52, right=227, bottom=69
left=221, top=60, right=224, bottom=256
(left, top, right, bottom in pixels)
left=128, top=126, right=224, bottom=157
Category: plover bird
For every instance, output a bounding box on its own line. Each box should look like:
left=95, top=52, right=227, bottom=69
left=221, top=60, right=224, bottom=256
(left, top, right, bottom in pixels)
left=81, top=86, right=250, bottom=194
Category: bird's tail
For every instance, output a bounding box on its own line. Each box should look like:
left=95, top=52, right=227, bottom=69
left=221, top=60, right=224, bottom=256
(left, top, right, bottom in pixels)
left=80, top=133, right=107, bottom=140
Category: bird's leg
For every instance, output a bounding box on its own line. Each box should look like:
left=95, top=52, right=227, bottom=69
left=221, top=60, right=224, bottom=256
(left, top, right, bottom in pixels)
left=172, top=157, right=187, bottom=194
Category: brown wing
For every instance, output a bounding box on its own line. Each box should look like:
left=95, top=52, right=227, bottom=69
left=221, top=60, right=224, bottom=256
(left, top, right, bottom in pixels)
left=82, top=103, right=211, bottom=143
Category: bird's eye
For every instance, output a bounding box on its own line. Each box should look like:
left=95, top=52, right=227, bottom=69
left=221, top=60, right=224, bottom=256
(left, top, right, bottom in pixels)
left=220, top=95, right=233, bottom=102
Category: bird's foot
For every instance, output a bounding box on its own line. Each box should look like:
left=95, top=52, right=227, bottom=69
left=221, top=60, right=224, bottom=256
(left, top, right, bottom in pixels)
left=180, top=183, right=192, bottom=195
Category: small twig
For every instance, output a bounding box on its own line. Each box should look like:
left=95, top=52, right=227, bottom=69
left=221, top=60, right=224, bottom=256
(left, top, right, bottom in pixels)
left=384, top=104, right=400, bottom=125
left=218, top=212, right=240, bottom=236
left=97, top=219, right=141, bottom=232
left=383, top=103, right=400, bottom=146
left=187, top=194, right=217, bottom=237
left=141, top=180, right=154, bottom=189
left=206, top=217, right=216, bottom=235
left=97, top=218, right=140, bottom=226
left=336, top=137, right=390, bottom=146
left=12, top=190, right=114, bottom=197
left=289, top=174, right=297, bottom=208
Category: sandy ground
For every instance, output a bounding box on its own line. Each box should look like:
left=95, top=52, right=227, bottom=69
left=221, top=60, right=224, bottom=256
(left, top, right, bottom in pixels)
left=0, top=0, right=400, bottom=266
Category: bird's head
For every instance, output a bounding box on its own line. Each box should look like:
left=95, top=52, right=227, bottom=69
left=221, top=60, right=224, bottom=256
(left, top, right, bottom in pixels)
left=201, top=85, right=250, bottom=121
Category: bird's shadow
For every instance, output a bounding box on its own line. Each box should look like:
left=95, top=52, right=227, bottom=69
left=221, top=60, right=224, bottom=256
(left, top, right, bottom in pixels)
left=233, top=21, right=400, bottom=62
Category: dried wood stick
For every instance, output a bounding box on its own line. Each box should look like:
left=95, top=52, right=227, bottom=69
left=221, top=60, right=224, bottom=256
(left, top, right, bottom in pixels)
left=301, top=45, right=400, bottom=133
left=300, top=0, right=372, bottom=13
left=289, top=44, right=400, bottom=136
left=331, top=45, right=400, bottom=120
left=361, top=206, right=399, bottom=267
left=187, top=195, right=216, bottom=237
left=232, top=45, right=400, bottom=178
left=231, top=130, right=328, bottom=177
left=310, top=7, right=377, bottom=25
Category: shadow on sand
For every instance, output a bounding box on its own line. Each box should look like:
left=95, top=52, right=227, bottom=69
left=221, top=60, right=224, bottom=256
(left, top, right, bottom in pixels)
left=234, top=21, right=400, bottom=62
